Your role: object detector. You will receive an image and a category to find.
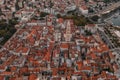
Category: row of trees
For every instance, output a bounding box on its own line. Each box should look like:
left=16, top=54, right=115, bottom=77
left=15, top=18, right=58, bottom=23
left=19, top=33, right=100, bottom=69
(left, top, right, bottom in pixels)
left=0, top=18, right=18, bottom=45
left=57, top=14, right=93, bottom=26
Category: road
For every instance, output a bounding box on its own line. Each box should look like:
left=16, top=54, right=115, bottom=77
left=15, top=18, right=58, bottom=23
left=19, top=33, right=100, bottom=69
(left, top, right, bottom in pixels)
left=102, top=2, right=120, bottom=14
left=97, top=26, right=115, bottom=49
left=88, top=1, right=120, bottom=17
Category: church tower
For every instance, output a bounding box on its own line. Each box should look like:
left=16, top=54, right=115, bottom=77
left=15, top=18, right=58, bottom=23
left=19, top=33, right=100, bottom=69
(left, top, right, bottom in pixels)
left=64, top=20, right=72, bottom=42
left=75, top=0, right=80, bottom=7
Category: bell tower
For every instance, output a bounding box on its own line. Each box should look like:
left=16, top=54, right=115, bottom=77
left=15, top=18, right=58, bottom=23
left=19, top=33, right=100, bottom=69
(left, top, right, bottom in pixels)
left=64, top=20, right=72, bottom=42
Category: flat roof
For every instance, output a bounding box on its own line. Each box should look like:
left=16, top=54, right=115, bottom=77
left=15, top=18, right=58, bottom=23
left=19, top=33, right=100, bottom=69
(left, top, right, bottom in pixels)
left=114, top=31, right=120, bottom=38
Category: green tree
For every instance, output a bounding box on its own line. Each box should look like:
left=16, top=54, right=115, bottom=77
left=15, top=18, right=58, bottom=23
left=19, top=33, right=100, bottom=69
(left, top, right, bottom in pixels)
left=56, top=14, right=62, bottom=18
left=40, top=12, right=49, bottom=17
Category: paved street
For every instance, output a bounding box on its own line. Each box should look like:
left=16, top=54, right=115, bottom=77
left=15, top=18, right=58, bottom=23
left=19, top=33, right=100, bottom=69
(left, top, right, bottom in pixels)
left=88, top=1, right=120, bottom=17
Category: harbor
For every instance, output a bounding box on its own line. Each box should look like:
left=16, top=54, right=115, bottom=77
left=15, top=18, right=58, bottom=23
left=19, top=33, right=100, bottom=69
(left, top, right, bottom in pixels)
left=105, top=10, right=120, bottom=26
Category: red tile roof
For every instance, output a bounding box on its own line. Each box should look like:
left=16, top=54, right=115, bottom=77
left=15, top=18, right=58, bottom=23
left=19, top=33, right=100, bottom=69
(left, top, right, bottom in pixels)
left=43, top=51, right=51, bottom=61
left=29, top=74, right=37, bottom=80
left=61, top=43, right=69, bottom=49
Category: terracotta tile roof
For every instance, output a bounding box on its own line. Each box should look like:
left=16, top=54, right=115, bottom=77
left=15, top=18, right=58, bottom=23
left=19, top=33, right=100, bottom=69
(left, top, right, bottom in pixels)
left=9, top=77, right=17, bottom=80
left=80, top=5, right=88, bottom=10
left=29, top=74, right=37, bottom=80
left=82, top=66, right=92, bottom=71
left=52, top=68, right=58, bottom=76
left=89, top=52, right=97, bottom=59
left=73, top=71, right=85, bottom=76
left=11, top=66, right=17, bottom=71
left=107, top=75, right=117, bottom=80
left=76, top=61, right=83, bottom=70
left=19, top=67, right=28, bottom=74
left=86, top=24, right=96, bottom=27
left=0, top=66, right=6, bottom=70
left=22, top=47, right=29, bottom=53
left=16, top=46, right=29, bottom=53
left=0, top=76, right=4, bottom=80
left=0, top=71, right=13, bottom=76
left=61, top=43, right=69, bottom=49
left=58, top=18, right=64, bottom=23
left=43, top=51, right=50, bottom=61
left=109, top=52, right=115, bottom=59
left=113, top=64, right=119, bottom=72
